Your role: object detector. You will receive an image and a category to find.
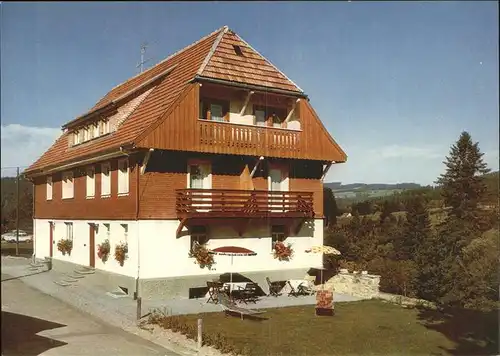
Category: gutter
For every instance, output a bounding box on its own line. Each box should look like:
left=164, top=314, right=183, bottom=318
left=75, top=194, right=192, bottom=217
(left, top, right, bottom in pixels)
left=191, top=75, right=308, bottom=100
left=25, top=145, right=136, bottom=178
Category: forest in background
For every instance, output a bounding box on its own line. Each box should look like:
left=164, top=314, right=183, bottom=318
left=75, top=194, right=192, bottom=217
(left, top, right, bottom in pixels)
left=323, top=132, right=499, bottom=311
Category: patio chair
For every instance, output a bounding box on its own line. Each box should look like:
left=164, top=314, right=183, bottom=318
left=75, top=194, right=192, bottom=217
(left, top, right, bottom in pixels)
left=266, top=277, right=282, bottom=297
left=297, top=282, right=315, bottom=296
left=287, top=281, right=301, bottom=297
left=206, top=281, right=223, bottom=304
left=217, top=292, right=266, bottom=320
left=238, top=282, right=260, bottom=304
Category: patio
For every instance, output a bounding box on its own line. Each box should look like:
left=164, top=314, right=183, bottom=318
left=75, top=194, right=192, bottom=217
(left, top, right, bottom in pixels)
left=144, top=291, right=364, bottom=317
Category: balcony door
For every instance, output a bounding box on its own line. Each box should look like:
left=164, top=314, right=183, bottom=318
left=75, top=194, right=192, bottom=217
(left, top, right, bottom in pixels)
left=188, top=162, right=212, bottom=212
left=268, top=167, right=289, bottom=213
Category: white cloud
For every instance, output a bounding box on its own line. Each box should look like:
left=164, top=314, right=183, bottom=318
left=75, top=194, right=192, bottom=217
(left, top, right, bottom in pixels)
left=1, top=124, right=61, bottom=176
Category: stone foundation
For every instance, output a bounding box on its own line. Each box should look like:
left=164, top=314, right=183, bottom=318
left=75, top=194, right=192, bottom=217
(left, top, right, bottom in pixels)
left=310, top=271, right=381, bottom=299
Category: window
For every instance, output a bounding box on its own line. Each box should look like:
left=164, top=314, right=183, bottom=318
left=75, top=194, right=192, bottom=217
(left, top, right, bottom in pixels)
left=46, top=176, right=53, bottom=200
left=101, top=163, right=111, bottom=197
left=121, top=224, right=128, bottom=243
left=271, top=225, right=286, bottom=250
left=255, top=109, right=266, bottom=126
left=254, top=106, right=287, bottom=127
left=93, top=123, right=100, bottom=138
left=62, top=171, right=74, bottom=199
left=199, top=99, right=229, bottom=121
left=190, top=226, right=208, bottom=251
left=210, top=104, right=224, bottom=122
left=73, top=131, right=81, bottom=145
left=65, top=222, right=73, bottom=242
left=86, top=166, right=95, bottom=198
left=118, top=159, right=129, bottom=195
left=188, top=165, right=205, bottom=189
left=99, top=120, right=110, bottom=135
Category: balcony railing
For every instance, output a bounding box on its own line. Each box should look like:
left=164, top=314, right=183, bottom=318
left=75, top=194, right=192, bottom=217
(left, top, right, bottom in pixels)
left=198, top=120, right=300, bottom=155
left=176, top=189, right=314, bottom=219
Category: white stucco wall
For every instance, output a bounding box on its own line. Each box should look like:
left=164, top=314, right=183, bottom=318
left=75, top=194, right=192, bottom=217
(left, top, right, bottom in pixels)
left=34, top=219, right=138, bottom=277
left=34, top=218, right=323, bottom=280
left=137, top=218, right=323, bottom=279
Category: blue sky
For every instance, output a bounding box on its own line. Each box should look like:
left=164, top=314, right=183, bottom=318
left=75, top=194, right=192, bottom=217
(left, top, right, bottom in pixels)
left=1, top=1, right=498, bottom=184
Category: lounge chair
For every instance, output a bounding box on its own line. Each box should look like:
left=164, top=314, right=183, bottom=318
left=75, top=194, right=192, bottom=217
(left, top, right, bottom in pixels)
left=216, top=292, right=266, bottom=320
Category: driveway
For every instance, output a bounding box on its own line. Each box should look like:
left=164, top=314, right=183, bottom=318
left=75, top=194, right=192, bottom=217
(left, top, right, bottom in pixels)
left=1, top=272, right=179, bottom=356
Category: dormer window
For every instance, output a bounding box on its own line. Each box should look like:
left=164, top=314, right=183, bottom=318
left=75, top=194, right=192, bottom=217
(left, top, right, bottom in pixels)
left=232, top=45, right=244, bottom=56
left=73, top=131, right=81, bottom=145
left=99, top=120, right=110, bottom=135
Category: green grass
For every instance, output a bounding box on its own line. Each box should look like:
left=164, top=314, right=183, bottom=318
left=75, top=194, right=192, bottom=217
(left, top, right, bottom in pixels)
left=0, top=242, right=33, bottom=257
left=155, top=300, right=498, bottom=355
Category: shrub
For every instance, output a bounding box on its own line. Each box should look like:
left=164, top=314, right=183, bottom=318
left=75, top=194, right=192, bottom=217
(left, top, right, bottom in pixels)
left=57, top=238, right=73, bottom=256
left=97, top=239, right=110, bottom=263
left=114, top=241, right=128, bottom=266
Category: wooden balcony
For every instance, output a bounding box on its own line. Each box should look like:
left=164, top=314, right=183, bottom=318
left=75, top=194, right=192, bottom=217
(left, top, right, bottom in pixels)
left=176, top=188, right=314, bottom=219
left=198, top=120, right=301, bottom=157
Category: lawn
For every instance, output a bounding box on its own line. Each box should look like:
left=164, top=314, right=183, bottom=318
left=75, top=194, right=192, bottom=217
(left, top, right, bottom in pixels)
left=0, top=242, right=33, bottom=257
left=154, top=300, right=498, bottom=356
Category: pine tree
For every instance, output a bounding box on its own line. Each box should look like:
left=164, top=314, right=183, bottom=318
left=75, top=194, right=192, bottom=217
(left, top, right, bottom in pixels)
left=432, top=131, right=492, bottom=308
left=323, top=187, right=338, bottom=228
left=397, top=195, right=431, bottom=261
left=435, top=131, right=490, bottom=223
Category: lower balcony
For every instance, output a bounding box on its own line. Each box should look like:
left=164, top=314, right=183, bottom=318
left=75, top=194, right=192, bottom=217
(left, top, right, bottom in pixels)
left=176, top=188, right=314, bottom=218
left=175, top=188, right=314, bottom=236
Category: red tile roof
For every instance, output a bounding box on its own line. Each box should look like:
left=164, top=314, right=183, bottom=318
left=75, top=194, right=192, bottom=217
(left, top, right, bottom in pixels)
left=24, top=26, right=305, bottom=175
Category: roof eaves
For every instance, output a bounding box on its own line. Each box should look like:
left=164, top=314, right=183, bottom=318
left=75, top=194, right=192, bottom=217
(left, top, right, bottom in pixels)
left=196, top=26, right=229, bottom=75
left=232, top=30, right=305, bottom=94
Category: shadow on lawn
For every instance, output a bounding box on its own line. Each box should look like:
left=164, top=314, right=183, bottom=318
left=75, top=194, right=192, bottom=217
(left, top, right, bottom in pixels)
left=1, top=311, right=67, bottom=356
left=417, top=306, right=499, bottom=355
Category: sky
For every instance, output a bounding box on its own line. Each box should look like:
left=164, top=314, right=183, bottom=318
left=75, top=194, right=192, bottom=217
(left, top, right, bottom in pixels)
left=1, top=1, right=498, bottom=185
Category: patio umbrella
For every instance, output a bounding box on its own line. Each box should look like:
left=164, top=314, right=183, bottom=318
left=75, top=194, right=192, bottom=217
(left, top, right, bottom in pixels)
left=305, top=245, right=341, bottom=289
left=209, top=246, right=257, bottom=292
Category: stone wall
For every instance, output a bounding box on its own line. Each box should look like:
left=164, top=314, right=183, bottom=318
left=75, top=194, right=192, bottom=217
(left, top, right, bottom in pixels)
left=306, top=271, right=381, bottom=299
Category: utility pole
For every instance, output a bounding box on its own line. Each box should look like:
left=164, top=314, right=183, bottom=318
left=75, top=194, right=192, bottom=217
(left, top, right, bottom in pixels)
left=16, top=166, right=19, bottom=256
left=136, top=42, right=151, bottom=73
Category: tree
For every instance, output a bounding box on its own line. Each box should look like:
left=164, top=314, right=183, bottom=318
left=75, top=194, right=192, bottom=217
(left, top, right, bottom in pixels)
left=431, top=131, right=493, bottom=308
left=435, top=131, right=490, bottom=222
left=323, top=187, right=338, bottom=228
left=397, top=195, right=431, bottom=261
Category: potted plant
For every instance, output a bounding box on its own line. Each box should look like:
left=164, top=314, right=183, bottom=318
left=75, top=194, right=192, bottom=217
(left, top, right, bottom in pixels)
left=273, top=241, right=294, bottom=261
left=188, top=241, right=215, bottom=270
left=97, top=239, right=111, bottom=263
left=114, top=241, right=128, bottom=266
left=57, top=238, right=73, bottom=256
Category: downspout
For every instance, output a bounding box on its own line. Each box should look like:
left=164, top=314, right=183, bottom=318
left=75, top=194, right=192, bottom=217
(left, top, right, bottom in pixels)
left=119, top=146, right=140, bottom=299
left=31, top=179, right=36, bottom=263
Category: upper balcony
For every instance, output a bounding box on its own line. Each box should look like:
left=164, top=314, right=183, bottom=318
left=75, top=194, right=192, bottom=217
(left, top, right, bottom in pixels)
left=135, top=82, right=347, bottom=162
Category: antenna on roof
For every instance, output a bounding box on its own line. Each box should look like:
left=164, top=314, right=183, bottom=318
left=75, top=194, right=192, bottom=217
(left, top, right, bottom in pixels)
left=136, top=42, right=152, bottom=73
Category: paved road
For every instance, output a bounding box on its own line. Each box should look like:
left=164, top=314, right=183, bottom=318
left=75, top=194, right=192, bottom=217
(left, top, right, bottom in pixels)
left=1, top=272, right=178, bottom=356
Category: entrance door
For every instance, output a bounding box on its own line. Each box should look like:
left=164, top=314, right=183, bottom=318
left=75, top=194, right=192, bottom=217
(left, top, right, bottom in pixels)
left=89, top=224, right=95, bottom=267
left=269, top=168, right=284, bottom=212
left=188, top=163, right=211, bottom=212
left=49, top=222, right=54, bottom=257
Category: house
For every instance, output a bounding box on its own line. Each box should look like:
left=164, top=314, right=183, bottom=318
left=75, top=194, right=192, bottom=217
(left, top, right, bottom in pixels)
left=23, top=26, right=347, bottom=299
